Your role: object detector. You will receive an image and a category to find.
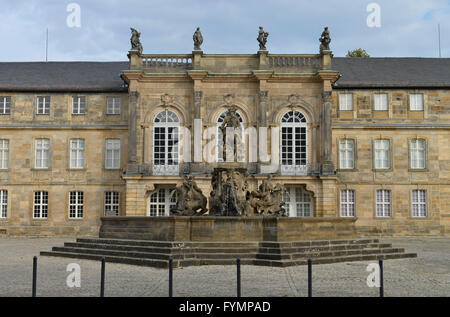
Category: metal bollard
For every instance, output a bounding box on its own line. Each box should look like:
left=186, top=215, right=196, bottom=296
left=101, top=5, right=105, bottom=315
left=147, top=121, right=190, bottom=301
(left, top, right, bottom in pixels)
left=169, top=257, right=173, bottom=297
left=379, top=258, right=384, bottom=297
left=100, top=257, right=105, bottom=297
left=237, top=258, right=241, bottom=297
left=32, top=256, right=37, bottom=297
left=308, top=259, right=312, bottom=297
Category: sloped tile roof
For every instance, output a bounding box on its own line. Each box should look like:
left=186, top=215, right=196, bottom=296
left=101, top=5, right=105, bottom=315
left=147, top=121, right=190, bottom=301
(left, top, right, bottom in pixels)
left=333, top=57, right=450, bottom=88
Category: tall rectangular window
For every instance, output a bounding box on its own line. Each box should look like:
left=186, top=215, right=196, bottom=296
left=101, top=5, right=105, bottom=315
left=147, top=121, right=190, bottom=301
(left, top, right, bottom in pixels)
left=105, top=139, right=120, bottom=169
left=0, top=140, right=9, bottom=169
left=409, top=94, right=424, bottom=111
left=376, top=190, right=391, bottom=217
left=339, top=139, right=355, bottom=169
left=0, top=190, right=7, bottom=218
left=340, top=190, right=355, bottom=217
left=34, top=191, right=48, bottom=219
left=410, top=139, right=426, bottom=169
left=69, top=191, right=83, bottom=219
left=374, top=139, right=390, bottom=169
left=107, top=97, right=121, bottom=115
left=105, top=192, right=119, bottom=216
left=35, top=139, right=50, bottom=169
left=374, top=93, right=388, bottom=111
left=70, top=139, right=85, bottom=169
left=37, top=96, right=50, bottom=115
left=339, top=94, right=353, bottom=111
left=72, top=97, right=86, bottom=115
left=0, top=97, right=11, bottom=115
left=412, top=190, right=427, bottom=217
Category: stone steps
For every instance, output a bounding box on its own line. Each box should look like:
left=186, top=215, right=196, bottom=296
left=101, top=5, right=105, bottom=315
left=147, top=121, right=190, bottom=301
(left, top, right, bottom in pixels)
left=40, top=237, right=417, bottom=268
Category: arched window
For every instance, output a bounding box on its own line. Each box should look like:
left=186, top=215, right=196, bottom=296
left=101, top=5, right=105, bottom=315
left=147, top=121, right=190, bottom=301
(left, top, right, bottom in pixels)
left=153, top=110, right=180, bottom=175
left=148, top=188, right=178, bottom=217
left=280, top=110, right=308, bottom=175
left=216, top=110, right=244, bottom=162
left=283, top=186, right=313, bottom=217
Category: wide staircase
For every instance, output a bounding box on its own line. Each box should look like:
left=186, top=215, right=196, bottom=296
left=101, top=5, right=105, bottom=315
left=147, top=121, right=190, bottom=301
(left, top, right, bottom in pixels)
left=40, top=238, right=417, bottom=268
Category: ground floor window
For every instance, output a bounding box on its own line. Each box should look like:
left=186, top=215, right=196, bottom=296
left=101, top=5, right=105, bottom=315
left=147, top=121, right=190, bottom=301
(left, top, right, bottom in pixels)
left=412, top=190, right=427, bottom=218
left=69, top=191, right=84, bottom=219
left=34, top=191, right=48, bottom=219
left=376, top=190, right=391, bottom=217
left=105, top=192, right=120, bottom=216
left=0, top=190, right=7, bottom=218
left=148, top=188, right=177, bottom=217
left=340, top=190, right=355, bottom=217
left=282, top=186, right=313, bottom=217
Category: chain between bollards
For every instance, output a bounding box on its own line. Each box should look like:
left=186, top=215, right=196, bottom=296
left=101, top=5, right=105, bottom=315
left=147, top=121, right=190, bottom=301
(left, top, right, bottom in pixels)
left=32, top=256, right=37, bottom=297
left=237, top=257, right=241, bottom=297
left=100, top=257, right=105, bottom=297
left=307, top=258, right=312, bottom=297
left=169, top=257, right=173, bottom=297
left=379, top=258, right=384, bottom=297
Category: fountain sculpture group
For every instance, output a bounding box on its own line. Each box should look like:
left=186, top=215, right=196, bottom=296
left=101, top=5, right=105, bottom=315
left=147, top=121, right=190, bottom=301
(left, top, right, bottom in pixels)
left=172, top=105, right=286, bottom=218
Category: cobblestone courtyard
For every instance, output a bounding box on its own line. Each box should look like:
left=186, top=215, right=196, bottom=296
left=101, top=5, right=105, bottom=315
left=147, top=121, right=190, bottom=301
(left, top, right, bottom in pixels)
left=0, top=237, right=448, bottom=297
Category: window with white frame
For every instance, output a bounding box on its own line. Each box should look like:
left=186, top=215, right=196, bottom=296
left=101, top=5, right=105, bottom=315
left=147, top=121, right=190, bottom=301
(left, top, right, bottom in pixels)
left=105, top=191, right=119, bottom=216
left=153, top=110, right=180, bottom=175
left=107, top=97, right=121, bottom=115
left=70, top=139, right=85, bottom=169
left=148, top=188, right=177, bottom=217
left=374, top=93, right=388, bottom=111
left=412, top=190, right=427, bottom=217
left=35, top=139, right=50, bottom=169
left=340, top=190, right=355, bottom=217
left=217, top=110, right=244, bottom=162
left=280, top=110, right=308, bottom=175
left=283, top=186, right=313, bottom=217
left=37, top=96, right=50, bottom=115
left=33, top=191, right=48, bottom=219
left=105, top=139, right=121, bottom=169
left=72, top=96, right=86, bottom=115
left=339, top=139, right=355, bottom=169
left=409, top=94, right=424, bottom=111
left=339, top=93, right=353, bottom=111
left=410, top=139, right=426, bottom=169
left=376, top=190, right=391, bottom=217
left=374, top=139, right=390, bottom=169
left=0, top=140, right=9, bottom=169
left=0, top=97, right=11, bottom=115
left=0, top=190, right=7, bottom=218
left=69, top=191, right=83, bottom=219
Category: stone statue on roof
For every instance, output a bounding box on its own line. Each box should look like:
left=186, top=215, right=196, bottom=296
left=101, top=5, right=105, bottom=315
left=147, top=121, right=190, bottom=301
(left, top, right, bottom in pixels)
left=193, top=27, right=203, bottom=50
left=130, top=27, right=143, bottom=54
left=257, top=26, right=269, bottom=51
left=319, top=27, right=331, bottom=52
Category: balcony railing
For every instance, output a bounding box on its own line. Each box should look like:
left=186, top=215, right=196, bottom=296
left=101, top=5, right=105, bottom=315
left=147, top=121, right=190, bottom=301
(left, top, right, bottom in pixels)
left=268, top=54, right=320, bottom=72
left=142, top=54, right=193, bottom=72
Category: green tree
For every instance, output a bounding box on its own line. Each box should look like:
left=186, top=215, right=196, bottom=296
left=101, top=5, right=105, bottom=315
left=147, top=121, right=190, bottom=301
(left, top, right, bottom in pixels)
left=346, top=48, right=370, bottom=58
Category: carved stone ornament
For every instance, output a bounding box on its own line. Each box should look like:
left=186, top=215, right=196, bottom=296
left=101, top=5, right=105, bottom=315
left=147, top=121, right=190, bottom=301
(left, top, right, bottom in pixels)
left=161, top=94, right=173, bottom=106
left=288, top=94, right=300, bottom=106
left=224, top=94, right=234, bottom=106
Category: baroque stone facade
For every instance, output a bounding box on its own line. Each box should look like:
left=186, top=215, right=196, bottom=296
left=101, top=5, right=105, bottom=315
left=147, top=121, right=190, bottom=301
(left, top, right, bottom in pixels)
left=0, top=41, right=449, bottom=237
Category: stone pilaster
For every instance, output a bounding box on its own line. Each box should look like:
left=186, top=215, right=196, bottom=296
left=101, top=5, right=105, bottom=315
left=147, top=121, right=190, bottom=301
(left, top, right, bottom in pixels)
left=128, top=91, right=139, bottom=164
left=321, top=91, right=334, bottom=175
left=194, top=90, right=202, bottom=119
left=258, top=91, right=268, bottom=127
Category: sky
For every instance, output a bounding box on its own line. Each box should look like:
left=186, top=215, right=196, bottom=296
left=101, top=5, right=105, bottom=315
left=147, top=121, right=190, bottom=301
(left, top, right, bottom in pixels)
left=0, top=0, right=449, bottom=61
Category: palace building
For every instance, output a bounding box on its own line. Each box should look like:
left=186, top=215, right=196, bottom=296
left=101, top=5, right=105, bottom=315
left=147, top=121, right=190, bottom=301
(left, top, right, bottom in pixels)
left=0, top=29, right=449, bottom=237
